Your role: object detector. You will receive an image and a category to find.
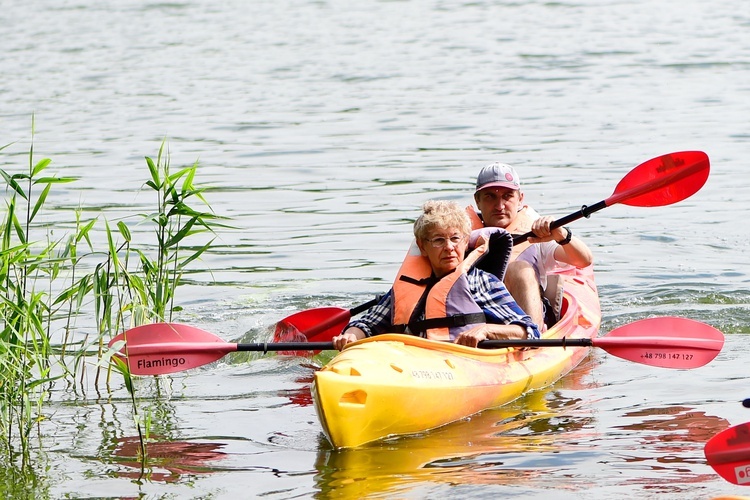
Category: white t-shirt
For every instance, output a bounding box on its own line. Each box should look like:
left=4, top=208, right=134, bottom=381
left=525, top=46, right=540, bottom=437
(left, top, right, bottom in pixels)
left=515, top=240, right=560, bottom=291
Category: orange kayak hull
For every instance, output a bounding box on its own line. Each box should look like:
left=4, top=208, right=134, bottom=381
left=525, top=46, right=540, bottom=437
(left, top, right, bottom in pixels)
left=312, top=267, right=601, bottom=448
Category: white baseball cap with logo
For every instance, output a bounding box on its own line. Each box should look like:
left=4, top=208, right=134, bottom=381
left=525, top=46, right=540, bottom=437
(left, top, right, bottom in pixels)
left=475, top=162, right=521, bottom=193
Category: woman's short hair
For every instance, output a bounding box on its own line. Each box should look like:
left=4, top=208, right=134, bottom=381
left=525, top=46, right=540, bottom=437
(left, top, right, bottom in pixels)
left=413, top=200, right=471, bottom=240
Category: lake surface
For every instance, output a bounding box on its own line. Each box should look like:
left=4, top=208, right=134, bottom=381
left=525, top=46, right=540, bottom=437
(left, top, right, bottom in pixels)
left=2, top=0, right=750, bottom=498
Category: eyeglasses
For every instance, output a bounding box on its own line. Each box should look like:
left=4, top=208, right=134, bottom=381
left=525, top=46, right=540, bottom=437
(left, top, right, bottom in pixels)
left=424, top=234, right=466, bottom=248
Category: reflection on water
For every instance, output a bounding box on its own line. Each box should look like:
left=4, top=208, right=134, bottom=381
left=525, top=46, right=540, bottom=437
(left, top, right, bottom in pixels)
left=279, top=373, right=316, bottom=407
left=604, top=405, right=732, bottom=494
left=111, top=437, right=228, bottom=483
left=313, top=361, right=597, bottom=498
left=617, top=405, right=731, bottom=445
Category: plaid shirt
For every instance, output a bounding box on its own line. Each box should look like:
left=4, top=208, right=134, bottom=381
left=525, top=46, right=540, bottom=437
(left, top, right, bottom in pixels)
left=348, top=267, right=540, bottom=339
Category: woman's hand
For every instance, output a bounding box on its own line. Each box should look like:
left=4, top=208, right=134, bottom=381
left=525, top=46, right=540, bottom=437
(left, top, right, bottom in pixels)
left=454, top=324, right=490, bottom=348
left=332, top=327, right=366, bottom=350
left=454, top=323, right=527, bottom=348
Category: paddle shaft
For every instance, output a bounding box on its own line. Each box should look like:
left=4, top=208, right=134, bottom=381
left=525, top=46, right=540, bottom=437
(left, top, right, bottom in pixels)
left=223, top=337, right=594, bottom=352
left=350, top=297, right=380, bottom=316
left=238, top=335, right=721, bottom=353
left=124, top=338, right=593, bottom=356
left=512, top=201, right=606, bottom=245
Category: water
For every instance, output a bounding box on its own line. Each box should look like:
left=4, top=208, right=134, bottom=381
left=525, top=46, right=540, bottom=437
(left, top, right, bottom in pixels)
left=2, top=0, right=750, bottom=498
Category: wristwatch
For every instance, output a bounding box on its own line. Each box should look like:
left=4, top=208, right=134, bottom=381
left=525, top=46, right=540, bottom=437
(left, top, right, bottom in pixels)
left=556, top=227, right=572, bottom=245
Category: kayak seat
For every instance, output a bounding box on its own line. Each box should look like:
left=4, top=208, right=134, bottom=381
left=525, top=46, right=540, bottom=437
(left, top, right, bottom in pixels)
left=543, top=274, right=565, bottom=324
left=470, top=228, right=513, bottom=281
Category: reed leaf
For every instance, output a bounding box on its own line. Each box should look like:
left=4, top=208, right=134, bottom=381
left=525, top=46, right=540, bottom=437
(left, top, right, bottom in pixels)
left=29, top=159, right=51, bottom=178
left=0, top=170, right=27, bottom=200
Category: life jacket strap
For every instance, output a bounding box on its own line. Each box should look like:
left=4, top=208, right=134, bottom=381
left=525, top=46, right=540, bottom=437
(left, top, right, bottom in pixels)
left=394, top=312, right=487, bottom=335
left=398, top=275, right=439, bottom=286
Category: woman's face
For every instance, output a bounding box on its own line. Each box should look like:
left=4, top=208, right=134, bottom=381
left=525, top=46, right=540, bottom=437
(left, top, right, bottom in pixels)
left=416, top=226, right=468, bottom=278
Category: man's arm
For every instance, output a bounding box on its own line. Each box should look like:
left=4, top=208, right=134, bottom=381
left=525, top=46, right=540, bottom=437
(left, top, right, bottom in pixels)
left=527, top=216, right=593, bottom=268
left=551, top=226, right=593, bottom=268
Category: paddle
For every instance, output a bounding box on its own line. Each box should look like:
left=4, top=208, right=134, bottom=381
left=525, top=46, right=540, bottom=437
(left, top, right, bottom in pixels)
left=705, top=421, right=750, bottom=486
left=273, top=297, right=380, bottom=343
left=108, top=316, right=723, bottom=376
left=274, top=151, right=710, bottom=344
left=512, top=150, right=709, bottom=244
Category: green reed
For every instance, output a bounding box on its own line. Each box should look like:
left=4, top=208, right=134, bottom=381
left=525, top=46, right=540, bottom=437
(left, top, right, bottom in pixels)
left=0, top=125, right=227, bottom=478
left=138, top=139, right=224, bottom=322
left=0, top=125, right=74, bottom=470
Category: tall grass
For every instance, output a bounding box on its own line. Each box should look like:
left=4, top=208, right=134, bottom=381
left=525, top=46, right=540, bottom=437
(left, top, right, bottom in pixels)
left=0, top=124, right=227, bottom=479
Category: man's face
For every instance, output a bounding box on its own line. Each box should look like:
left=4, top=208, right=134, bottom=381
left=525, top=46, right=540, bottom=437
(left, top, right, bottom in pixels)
left=474, top=187, right=524, bottom=228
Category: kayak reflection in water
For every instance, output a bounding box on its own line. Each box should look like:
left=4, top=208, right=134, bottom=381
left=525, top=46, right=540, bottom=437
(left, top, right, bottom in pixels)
left=332, top=200, right=539, bottom=350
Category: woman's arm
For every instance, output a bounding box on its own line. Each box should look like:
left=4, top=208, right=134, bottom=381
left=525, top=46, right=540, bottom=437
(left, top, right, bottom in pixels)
left=332, top=326, right=367, bottom=350
left=459, top=268, right=541, bottom=348
left=454, top=323, right=527, bottom=348
left=331, top=291, right=393, bottom=350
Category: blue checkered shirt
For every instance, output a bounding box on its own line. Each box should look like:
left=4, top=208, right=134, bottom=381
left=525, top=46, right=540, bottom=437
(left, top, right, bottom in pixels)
left=347, top=267, right=540, bottom=339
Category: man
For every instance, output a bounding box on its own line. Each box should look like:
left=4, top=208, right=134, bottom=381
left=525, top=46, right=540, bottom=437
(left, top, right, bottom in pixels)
left=332, top=200, right=539, bottom=350
left=472, top=162, right=593, bottom=329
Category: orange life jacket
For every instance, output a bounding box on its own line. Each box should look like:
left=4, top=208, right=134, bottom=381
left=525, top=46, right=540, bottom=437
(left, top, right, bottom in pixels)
left=391, top=228, right=512, bottom=341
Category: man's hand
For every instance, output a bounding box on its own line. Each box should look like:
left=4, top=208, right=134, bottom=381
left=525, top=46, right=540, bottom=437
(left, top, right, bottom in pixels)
left=527, top=216, right=566, bottom=243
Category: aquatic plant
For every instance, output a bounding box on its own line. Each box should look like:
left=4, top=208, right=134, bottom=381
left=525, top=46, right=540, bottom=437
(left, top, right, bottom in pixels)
left=0, top=123, right=227, bottom=476
left=137, top=140, right=225, bottom=322
left=0, top=123, right=75, bottom=470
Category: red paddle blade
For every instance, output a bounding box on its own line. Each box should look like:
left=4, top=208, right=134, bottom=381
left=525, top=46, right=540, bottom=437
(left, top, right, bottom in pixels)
left=272, top=320, right=316, bottom=357
left=609, top=151, right=709, bottom=207
left=705, top=422, right=750, bottom=485
left=109, top=323, right=236, bottom=376
left=594, top=316, right=724, bottom=369
left=273, top=306, right=351, bottom=342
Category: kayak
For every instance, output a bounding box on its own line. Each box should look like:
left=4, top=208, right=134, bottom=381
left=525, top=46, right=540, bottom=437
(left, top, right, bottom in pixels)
left=311, top=265, right=601, bottom=448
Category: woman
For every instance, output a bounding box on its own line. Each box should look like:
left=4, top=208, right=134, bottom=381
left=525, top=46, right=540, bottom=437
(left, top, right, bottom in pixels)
left=332, top=200, right=539, bottom=350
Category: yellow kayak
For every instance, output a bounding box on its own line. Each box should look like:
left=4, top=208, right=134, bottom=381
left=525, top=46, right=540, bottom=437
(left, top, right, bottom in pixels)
left=312, top=266, right=601, bottom=448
